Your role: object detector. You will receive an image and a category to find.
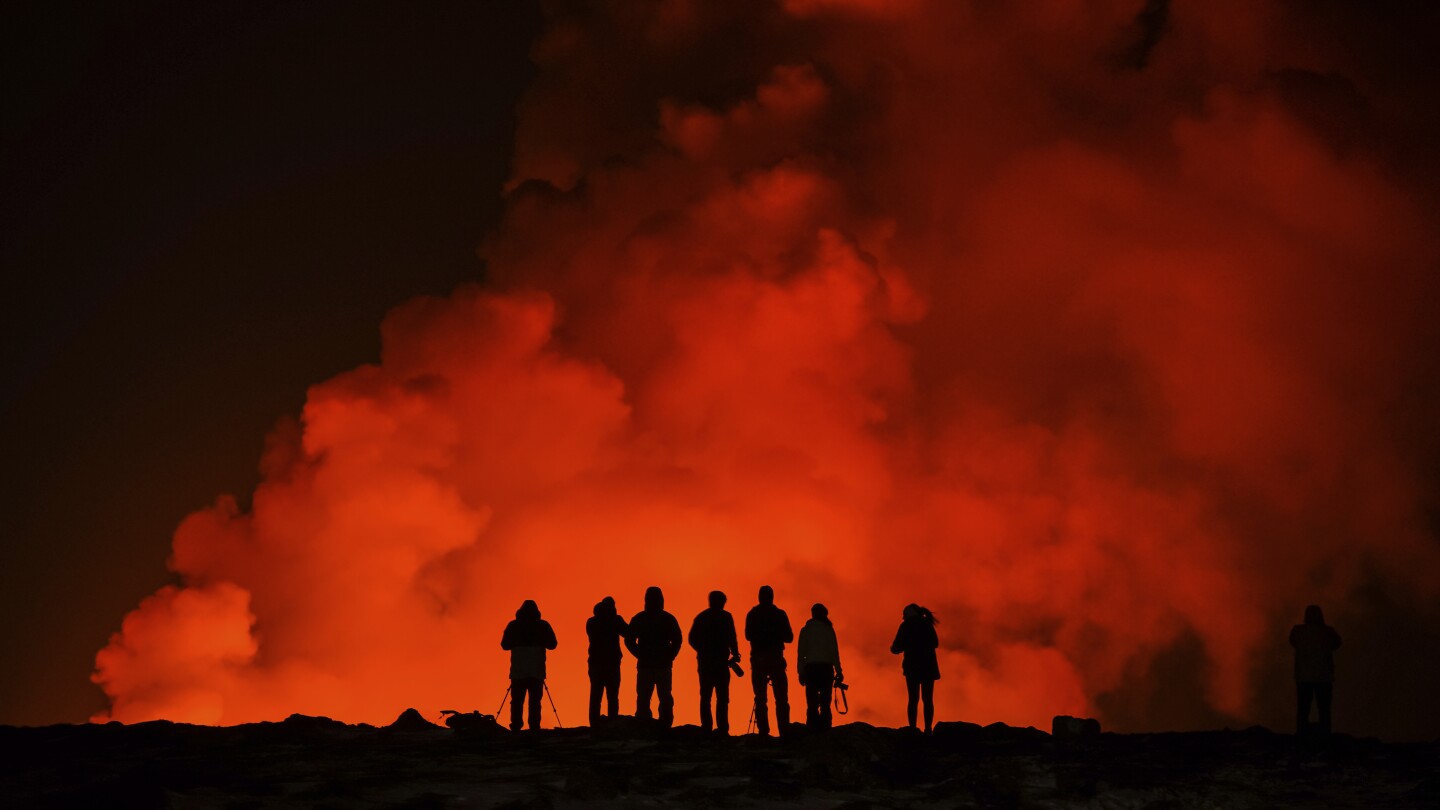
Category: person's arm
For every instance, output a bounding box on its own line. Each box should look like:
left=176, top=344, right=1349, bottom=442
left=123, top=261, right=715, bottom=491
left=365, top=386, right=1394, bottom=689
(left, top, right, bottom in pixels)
left=796, top=627, right=810, bottom=678
left=1329, top=627, right=1342, bottom=650
left=687, top=616, right=701, bottom=653
left=781, top=611, right=794, bottom=645
left=726, top=615, right=739, bottom=660
left=831, top=627, right=842, bottom=678
left=927, top=623, right=939, bottom=650
left=744, top=610, right=755, bottom=643
left=543, top=621, right=557, bottom=651
left=890, top=625, right=905, bottom=655
left=501, top=622, right=515, bottom=651
left=624, top=616, right=642, bottom=656
left=1289, top=626, right=1300, bottom=648
left=666, top=615, right=684, bottom=660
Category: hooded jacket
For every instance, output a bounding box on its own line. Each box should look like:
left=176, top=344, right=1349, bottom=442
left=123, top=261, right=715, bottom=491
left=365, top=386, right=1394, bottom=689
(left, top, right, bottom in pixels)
left=689, top=606, right=739, bottom=671
left=586, top=597, right=630, bottom=668
left=501, top=600, right=558, bottom=680
left=625, top=587, right=683, bottom=668
left=1289, top=606, right=1342, bottom=683
left=745, top=601, right=794, bottom=657
left=797, top=617, right=842, bottom=671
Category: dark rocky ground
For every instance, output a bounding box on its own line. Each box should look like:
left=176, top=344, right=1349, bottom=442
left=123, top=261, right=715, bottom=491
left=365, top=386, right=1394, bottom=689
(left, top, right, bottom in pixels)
left=3, top=710, right=1437, bottom=809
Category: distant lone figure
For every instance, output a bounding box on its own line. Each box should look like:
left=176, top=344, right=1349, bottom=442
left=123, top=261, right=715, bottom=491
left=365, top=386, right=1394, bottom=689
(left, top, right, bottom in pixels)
left=890, top=603, right=939, bottom=733
left=626, top=586, right=683, bottom=727
left=500, top=599, right=558, bottom=731
left=586, top=596, right=630, bottom=726
left=745, top=585, right=794, bottom=737
left=688, top=590, right=741, bottom=735
left=797, top=603, right=843, bottom=730
left=1289, top=604, right=1342, bottom=735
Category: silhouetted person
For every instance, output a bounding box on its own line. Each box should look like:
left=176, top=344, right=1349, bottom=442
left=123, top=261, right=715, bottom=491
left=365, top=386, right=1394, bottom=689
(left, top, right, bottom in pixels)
left=626, top=586, right=683, bottom=727
left=500, top=599, right=558, bottom=731
left=1290, top=604, right=1341, bottom=735
left=688, top=590, right=741, bottom=735
left=745, top=584, right=794, bottom=737
left=890, top=603, right=939, bottom=733
left=797, top=603, right=843, bottom=730
left=586, top=595, right=630, bottom=726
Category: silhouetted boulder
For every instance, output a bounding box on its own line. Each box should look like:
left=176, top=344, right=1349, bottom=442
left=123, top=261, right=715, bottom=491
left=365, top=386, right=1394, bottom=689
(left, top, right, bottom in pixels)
left=589, top=713, right=664, bottom=738
left=282, top=713, right=346, bottom=730
left=931, top=720, right=985, bottom=743
left=1052, top=715, right=1101, bottom=738
left=385, top=707, right=442, bottom=731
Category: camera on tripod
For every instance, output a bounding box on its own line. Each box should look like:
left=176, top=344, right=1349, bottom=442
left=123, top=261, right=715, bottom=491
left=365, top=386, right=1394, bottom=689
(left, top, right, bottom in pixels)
left=833, top=673, right=848, bottom=692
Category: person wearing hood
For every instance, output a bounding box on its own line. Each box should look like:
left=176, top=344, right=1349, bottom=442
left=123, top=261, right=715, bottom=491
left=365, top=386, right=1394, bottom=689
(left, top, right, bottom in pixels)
left=745, top=585, right=794, bottom=737
left=625, top=586, right=683, bottom=727
left=1289, top=604, right=1342, bottom=735
left=890, top=603, right=939, bottom=733
left=796, top=603, right=843, bottom=730
left=586, top=596, right=630, bottom=726
left=500, top=599, right=558, bottom=731
left=688, top=590, right=741, bottom=735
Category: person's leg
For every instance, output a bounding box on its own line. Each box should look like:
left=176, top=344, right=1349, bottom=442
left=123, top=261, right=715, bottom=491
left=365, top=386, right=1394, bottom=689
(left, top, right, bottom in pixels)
left=1317, top=683, right=1333, bottom=734
left=803, top=664, right=825, bottom=727
left=636, top=667, right=656, bottom=720
left=604, top=668, right=621, bottom=717
left=527, top=679, right=543, bottom=730
left=589, top=673, right=602, bottom=727
left=1296, top=681, right=1314, bottom=734
left=773, top=663, right=791, bottom=731
left=716, top=669, right=730, bottom=734
left=699, top=672, right=715, bottom=731
left=921, top=680, right=935, bottom=733
left=751, top=665, right=770, bottom=735
left=906, top=676, right=920, bottom=729
left=510, top=679, right=526, bottom=731
left=657, top=666, right=675, bottom=727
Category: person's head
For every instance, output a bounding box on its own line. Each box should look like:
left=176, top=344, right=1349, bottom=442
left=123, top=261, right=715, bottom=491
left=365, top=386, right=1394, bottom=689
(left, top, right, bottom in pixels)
left=758, top=585, right=774, bottom=605
left=1304, top=604, right=1325, bottom=625
left=811, top=603, right=829, bottom=621
left=517, top=599, right=540, bottom=620
left=903, top=603, right=937, bottom=624
left=645, top=586, right=664, bottom=611
left=594, top=596, right=616, bottom=617
left=709, top=590, right=727, bottom=609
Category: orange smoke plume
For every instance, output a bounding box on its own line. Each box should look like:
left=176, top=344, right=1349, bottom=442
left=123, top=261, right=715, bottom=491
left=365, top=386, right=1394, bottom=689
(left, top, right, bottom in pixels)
left=95, top=0, right=1440, bottom=736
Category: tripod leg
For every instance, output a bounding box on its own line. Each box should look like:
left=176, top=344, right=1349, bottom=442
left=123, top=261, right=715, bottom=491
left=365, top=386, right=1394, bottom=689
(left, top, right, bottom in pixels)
left=495, top=685, right=511, bottom=718
left=544, top=681, right=564, bottom=729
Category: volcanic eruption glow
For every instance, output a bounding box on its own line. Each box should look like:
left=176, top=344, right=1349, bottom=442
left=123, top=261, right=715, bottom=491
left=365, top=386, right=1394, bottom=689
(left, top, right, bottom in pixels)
left=94, top=0, right=1440, bottom=733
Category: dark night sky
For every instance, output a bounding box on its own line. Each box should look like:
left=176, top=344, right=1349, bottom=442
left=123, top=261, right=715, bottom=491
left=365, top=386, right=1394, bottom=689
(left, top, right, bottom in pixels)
left=0, top=1, right=539, bottom=726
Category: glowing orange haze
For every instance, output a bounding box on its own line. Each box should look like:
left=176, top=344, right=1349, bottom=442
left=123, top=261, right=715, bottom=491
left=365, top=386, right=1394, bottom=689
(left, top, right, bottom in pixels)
left=95, top=0, right=1440, bottom=730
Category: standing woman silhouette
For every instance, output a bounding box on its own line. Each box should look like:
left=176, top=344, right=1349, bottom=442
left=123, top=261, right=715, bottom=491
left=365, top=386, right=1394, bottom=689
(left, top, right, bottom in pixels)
left=890, top=604, right=939, bottom=732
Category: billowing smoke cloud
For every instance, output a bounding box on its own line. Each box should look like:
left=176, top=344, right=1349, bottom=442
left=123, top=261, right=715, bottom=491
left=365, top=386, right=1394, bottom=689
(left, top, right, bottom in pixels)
left=95, top=0, right=1440, bottom=737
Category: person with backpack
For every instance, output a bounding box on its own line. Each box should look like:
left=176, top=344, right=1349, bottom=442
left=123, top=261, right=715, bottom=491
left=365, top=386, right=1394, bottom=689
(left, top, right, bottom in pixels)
left=890, top=603, right=939, bottom=733
left=586, top=596, right=630, bottom=726
left=745, top=585, right=794, bottom=737
left=688, top=590, right=741, bottom=734
left=500, top=599, right=558, bottom=731
left=796, top=603, right=843, bottom=730
left=625, top=586, right=683, bottom=727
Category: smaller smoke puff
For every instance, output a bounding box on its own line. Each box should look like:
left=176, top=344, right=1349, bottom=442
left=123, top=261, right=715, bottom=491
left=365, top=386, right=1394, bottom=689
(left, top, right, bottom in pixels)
left=96, top=1, right=1440, bottom=735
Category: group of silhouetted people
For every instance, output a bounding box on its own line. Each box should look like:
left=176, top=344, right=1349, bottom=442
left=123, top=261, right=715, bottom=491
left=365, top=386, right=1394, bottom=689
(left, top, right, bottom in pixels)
left=502, top=594, right=1342, bottom=738
left=500, top=585, right=942, bottom=735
